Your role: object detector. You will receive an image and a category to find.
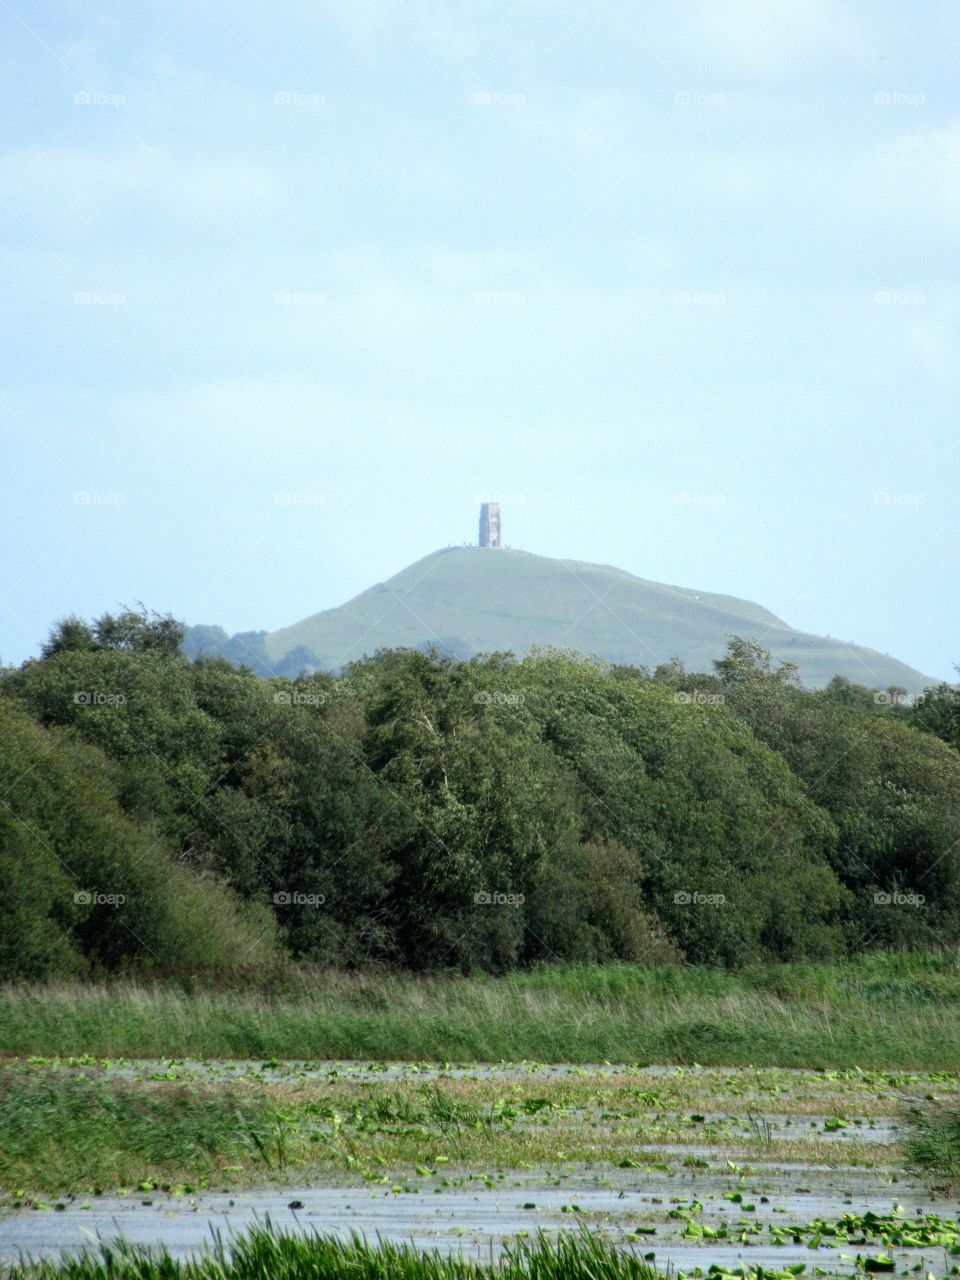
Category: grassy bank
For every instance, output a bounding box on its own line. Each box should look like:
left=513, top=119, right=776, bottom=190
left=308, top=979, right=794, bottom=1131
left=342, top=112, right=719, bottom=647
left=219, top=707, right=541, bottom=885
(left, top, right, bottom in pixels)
left=1, top=955, right=959, bottom=1067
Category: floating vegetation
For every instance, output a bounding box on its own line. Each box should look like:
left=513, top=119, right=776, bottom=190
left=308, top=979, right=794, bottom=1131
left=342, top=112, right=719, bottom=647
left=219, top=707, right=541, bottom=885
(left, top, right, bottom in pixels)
left=676, top=1206, right=960, bottom=1251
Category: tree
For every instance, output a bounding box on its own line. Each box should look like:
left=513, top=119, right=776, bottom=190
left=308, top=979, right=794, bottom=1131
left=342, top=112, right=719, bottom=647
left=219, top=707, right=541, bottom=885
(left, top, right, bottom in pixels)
left=93, top=606, right=186, bottom=658
left=41, top=616, right=96, bottom=658
left=0, top=700, right=275, bottom=978
left=911, top=672, right=960, bottom=752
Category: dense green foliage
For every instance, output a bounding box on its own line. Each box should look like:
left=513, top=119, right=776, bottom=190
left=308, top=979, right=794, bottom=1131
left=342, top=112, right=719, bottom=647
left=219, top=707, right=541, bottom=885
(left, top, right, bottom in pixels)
left=0, top=700, right=274, bottom=979
left=911, top=673, right=960, bottom=754
left=1, top=609, right=958, bottom=977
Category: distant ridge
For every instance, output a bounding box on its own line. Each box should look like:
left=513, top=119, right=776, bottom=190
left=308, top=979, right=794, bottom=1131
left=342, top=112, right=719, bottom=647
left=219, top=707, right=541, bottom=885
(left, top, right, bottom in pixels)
left=214, top=546, right=937, bottom=693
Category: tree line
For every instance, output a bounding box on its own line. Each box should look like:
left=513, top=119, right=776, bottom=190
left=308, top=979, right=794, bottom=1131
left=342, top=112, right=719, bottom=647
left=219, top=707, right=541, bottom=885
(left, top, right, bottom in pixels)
left=1, top=608, right=959, bottom=979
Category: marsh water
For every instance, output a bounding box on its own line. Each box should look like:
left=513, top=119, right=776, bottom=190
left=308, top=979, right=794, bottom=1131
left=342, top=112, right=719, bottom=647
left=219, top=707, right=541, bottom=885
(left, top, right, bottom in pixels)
left=5, top=1161, right=959, bottom=1269
left=2, top=1060, right=957, bottom=1272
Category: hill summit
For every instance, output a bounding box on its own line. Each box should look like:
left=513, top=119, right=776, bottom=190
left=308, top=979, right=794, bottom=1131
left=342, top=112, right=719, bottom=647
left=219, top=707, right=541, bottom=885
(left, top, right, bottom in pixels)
left=224, top=546, right=933, bottom=692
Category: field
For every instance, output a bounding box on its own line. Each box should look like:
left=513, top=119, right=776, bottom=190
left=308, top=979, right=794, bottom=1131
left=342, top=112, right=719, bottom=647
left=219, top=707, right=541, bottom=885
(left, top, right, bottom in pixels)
left=2, top=959, right=960, bottom=1276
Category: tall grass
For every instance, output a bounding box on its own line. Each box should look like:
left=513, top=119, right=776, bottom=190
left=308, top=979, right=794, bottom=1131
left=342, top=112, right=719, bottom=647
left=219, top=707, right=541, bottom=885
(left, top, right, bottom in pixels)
left=5, top=1228, right=659, bottom=1280
left=906, top=1106, right=960, bottom=1192
left=0, top=1070, right=282, bottom=1191
left=1, top=954, right=958, bottom=1068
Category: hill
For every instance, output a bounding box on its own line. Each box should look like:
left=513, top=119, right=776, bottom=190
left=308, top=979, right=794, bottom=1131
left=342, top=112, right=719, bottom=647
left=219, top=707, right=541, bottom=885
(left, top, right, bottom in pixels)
left=253, top=546, right=934, bottom=692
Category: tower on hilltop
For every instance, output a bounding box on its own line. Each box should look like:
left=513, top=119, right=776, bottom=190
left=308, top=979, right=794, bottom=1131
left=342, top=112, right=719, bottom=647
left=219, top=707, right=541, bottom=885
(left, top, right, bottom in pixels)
left=479, top=502, right=502, bottom=548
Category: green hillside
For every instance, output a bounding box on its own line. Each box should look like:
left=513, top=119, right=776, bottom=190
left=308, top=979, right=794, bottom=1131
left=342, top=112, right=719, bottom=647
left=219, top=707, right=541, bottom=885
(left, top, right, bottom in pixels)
left=265, top=547, right=934, bottom=692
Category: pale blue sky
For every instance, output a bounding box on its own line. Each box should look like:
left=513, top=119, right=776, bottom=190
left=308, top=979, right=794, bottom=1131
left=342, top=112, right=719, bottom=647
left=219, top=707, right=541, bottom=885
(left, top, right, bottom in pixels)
left=1, top=0, right=957, bottom=679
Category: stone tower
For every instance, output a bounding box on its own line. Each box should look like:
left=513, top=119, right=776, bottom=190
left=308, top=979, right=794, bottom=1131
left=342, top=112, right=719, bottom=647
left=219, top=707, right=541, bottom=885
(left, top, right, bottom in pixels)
left=479, top=501, right=502, bottom=548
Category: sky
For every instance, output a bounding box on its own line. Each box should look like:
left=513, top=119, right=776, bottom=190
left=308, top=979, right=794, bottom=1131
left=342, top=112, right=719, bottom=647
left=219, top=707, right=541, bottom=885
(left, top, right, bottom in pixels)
left=1, top=0, right=957, bottom=680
